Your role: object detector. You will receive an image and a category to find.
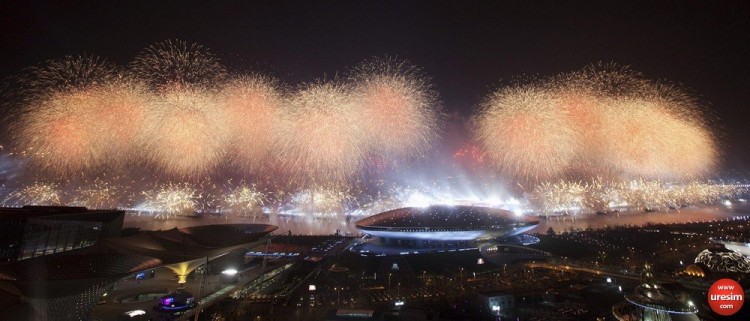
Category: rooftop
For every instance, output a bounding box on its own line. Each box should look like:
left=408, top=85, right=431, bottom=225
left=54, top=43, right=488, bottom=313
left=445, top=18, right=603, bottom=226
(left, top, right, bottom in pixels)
left=356, top=206, right=535, bottom=229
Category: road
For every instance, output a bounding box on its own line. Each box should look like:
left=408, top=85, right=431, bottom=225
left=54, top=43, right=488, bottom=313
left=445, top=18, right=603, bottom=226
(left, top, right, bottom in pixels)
left=90, top=263, right=271, bottom=321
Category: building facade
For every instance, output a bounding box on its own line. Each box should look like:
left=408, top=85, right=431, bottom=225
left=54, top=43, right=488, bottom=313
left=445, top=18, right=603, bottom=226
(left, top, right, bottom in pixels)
left=0, top=206, right=124, bottom=262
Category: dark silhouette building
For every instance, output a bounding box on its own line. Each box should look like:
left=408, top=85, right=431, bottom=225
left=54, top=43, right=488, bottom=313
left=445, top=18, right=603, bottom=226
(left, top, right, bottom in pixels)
left=0, top=206, right=277, bottom=321
left=0, top=206, right=124, bottom=262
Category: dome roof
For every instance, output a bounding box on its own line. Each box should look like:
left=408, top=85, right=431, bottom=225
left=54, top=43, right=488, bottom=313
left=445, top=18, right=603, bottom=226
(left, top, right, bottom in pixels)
left=695, top=248, right=750, bottom=273
left=356, top=205, right=535, bottom=230
left=684, top=264, right=705, bottom=277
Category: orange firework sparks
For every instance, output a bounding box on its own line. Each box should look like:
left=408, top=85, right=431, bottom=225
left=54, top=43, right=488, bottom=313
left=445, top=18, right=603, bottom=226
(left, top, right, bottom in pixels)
left=140, top=85, right=230, bottom=177
left=221, top=76, right=284, bottom=172
left=473, top=63, right=717, bottom=182
left=129, top=39, right=226, bottom=90
left=276, top=81, right=368, bottom=184
left=350, top=58, right=440, bottom=159
left=473, top=85, right=583, bottom=180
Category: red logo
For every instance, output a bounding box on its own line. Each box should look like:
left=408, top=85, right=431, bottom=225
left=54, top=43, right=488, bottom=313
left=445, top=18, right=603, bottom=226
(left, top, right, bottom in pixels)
left=708, top=278, right=744, bottom=316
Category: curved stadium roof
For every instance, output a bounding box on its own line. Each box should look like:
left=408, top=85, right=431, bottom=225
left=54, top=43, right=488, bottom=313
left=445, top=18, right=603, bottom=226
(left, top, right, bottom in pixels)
left=356, top=205, right=534, bottom=230
left=354, top=206, right=539, bottom=242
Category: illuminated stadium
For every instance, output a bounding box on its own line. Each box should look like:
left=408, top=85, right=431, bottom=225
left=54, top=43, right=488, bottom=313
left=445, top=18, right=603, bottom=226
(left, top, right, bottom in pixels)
left=612, top=264, right=699, bottom=321
left=351, top=206, right=539, bottom=255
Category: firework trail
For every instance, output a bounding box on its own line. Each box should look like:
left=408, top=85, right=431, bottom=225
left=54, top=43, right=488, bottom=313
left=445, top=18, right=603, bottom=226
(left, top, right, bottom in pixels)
left=10, top=55, right=138, bottom=174
left=4, top=45, right=730, bottom=221
left=557, top=62, right=650, bottom=97
left=276, top=81, right=369, bottom=184
left=140, top=85, right=230, bottom=177
left=13, top=80, right=150, bottom=173
left=14, top=88, right=103, bottom=173
left=23, top=55, right=118, bottom=94
left=597, top=97, right=716, bottom=179
left=138, top=183, right=198, bottom=218
left=129, top=39, right=227, bottom=90
left=71, top=179, right=123, bottom=209
left=350, top=58, right=441, bottom=159
left=525, top=178, right=745, bottom=215
left=284, top=186, right=356, bottom=217
left=473, top=84, right=583, bottom=180
left=3, top=182, right=63, bottom=206
left=223, top=183, right=267, bottom=216
left=220, top=76, right=283, bottom=171
left=473, top=63, right=718, bottom=181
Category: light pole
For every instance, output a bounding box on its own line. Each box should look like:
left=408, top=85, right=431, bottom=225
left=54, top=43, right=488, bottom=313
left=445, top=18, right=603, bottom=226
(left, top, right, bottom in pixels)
left=194, top=256, right=209, bottom=321
left=459, top=267, right=463, bottom=287
left=388, top=273, right=392, bottom=292
left=397, top=283, right=400, bottom=298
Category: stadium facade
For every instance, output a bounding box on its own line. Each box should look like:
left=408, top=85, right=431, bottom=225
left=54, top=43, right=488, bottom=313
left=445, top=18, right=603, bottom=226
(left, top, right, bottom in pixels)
left=352, top=206, right=539, bottom=255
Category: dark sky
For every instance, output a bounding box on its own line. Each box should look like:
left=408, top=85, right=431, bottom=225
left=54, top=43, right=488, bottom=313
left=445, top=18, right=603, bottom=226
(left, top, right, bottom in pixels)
left=1, top=1, right=748, bottom=171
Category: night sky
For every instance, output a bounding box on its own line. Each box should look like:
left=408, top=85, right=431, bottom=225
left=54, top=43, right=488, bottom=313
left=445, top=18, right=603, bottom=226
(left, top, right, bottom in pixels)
left=1, top=1, right=748, bottom=172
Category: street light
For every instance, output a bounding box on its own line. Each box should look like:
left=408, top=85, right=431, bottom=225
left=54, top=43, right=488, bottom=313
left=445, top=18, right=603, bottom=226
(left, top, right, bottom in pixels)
left=222, top=268, right=238, bottom=276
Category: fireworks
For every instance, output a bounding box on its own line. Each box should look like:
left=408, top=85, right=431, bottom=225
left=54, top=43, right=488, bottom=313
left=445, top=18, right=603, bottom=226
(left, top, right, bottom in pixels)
left=220, top=76, right=283, bottom=171
left=9, top=50, right=445, bottom=183
left=276, top=81, right=368, bottom=184
left=473, top=64, right=717, bottom=181
left=14, top=83, right=147, bottom=173
left=3, top=182, right=63, bottom=206
left=129, top=39, right=227, bottom=90
left=140, top=85, right=230, bottom=177
left=71, top=179, right=123, bottom=209
left=526, top=178, right=746, bottom=215
left=527, top=180, right=586, bottom=215
left=24, top=55, right=118, bottom=93
left=14, top=89, right=104, bottom=172
left=284, top=187, right=356, bottom=217
left=224, top=183, right=267, bottom=215
left=2, top=43, right=732, bottom=225
left=473, top=85, right=582, bottom=180
left=12, top=55, right=138, bottom=174
left=139, top=183, right=198, bottom=218
left=350, top=58, right=440, bottom=159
